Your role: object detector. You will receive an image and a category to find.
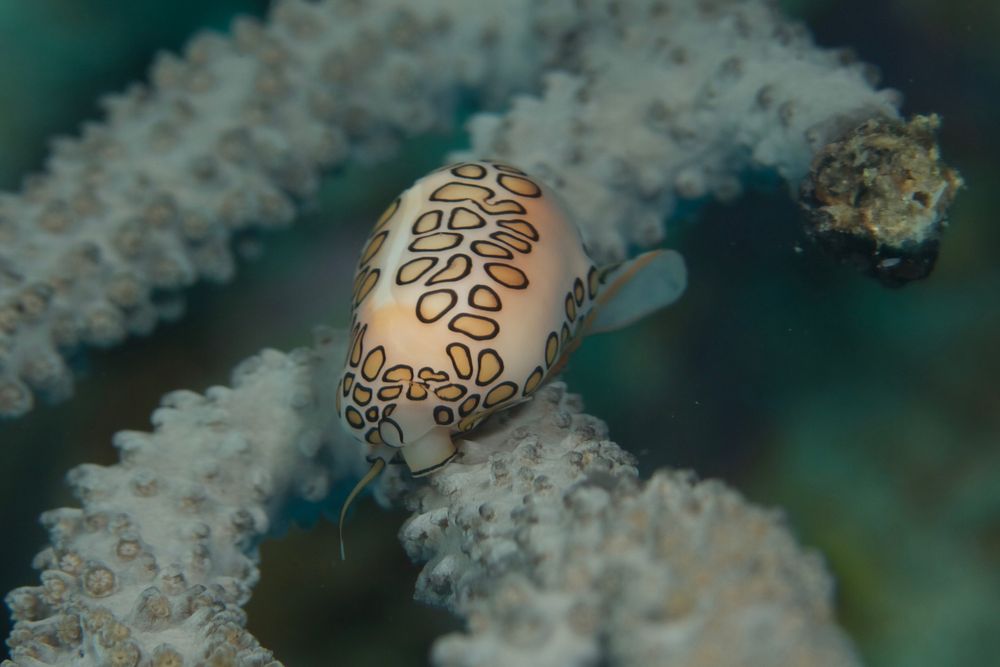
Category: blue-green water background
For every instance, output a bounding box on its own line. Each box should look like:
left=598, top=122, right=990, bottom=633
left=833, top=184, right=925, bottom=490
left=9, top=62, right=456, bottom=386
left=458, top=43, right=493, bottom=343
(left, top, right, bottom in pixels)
left=0, top=1, right=997, bottom=665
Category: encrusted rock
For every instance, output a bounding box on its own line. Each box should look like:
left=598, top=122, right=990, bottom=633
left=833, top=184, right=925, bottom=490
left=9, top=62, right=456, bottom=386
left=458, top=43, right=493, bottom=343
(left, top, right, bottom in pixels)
left=800, top=114, right=963, bottom=286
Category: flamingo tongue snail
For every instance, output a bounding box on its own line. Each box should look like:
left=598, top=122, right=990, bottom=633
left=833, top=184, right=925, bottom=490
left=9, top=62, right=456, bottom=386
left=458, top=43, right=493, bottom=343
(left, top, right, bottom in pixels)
left=335, top=160, right=687, bottom=558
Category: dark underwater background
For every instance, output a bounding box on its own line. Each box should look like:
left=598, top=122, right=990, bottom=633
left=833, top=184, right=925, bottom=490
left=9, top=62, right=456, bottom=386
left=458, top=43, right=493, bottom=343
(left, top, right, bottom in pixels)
left=1, top=1, right=997, bottom=665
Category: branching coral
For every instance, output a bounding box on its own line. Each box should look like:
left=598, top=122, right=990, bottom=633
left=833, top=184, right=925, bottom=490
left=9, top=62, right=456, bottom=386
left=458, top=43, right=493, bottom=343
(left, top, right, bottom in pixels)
left=2, top=0, right=964, bottom=664
left=0, top=0, right=540, bottom=417
left=0, top=0, right=958, bottom=417
left=458, top=0, right=902, bottom=261
left=5, top=332, right=859, bottom=666
left=4, top=332, right=360, bottom=665
left=395, top=384, right=859, bottom=667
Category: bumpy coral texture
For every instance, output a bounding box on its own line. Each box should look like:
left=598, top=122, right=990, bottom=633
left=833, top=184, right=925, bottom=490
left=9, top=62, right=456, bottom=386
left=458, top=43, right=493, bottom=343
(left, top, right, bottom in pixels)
left=5, top=332, right=859, bottom=666
left=458, top=0, right=901, bottom=261
left=0, top=0, right=930, bottom=418
left=5, top=331, right=361, bottom=666
left=395, top=385, right=859, bottom=667
left=0, top=0, right=539, bottom=417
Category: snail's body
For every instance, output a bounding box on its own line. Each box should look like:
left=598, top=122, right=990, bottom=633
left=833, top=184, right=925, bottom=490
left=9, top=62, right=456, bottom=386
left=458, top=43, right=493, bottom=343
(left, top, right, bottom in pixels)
left=338, top=159, right=687, bottom=477
left=335, top=160, right=687, bottom=556
left=338, top=161, right=598, bottom=475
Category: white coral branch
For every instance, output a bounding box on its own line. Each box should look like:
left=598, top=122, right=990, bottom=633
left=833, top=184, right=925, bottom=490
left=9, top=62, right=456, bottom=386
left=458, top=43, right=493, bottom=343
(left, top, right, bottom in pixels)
left=457, top=0, right=901, bottom=261
left=1, top=0, right=941, bottom=417
left=5, top=334, right=859, bottom=666
left=394, top=384, right=859, bottom=667
left=0, top=0, right=539, bottom=417
left=5, top=330, right=361, bottom=666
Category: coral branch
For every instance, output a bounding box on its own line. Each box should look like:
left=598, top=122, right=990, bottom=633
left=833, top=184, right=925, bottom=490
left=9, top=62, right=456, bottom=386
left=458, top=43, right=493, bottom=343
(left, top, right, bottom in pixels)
left=393, top=383, right=860, bottom=667
left=4, top=330, right=362, bottom=666
left=5, top=333, right=859, bottom=665
left=457, top=0, right=904, bottom=263
left=0, top=0, right=539, bottom=417
left=0, top=0, right=961, bottom=418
